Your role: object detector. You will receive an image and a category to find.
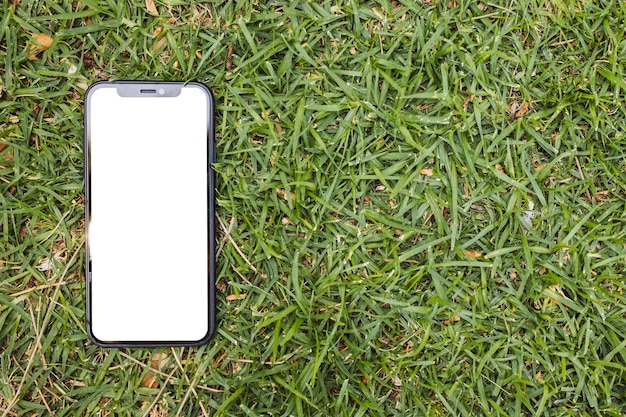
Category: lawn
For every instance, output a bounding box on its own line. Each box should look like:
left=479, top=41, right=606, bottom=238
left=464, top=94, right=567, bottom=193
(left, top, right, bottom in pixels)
left=1, top=0, right=626, bottom=415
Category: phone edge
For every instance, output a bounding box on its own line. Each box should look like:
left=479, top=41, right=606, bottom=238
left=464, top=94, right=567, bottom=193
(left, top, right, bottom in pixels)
left=83, top=81, right=217, bottom=348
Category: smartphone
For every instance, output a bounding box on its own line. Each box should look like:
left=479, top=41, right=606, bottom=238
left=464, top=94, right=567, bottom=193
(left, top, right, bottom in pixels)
left=84, top=81, right=215, bottom=347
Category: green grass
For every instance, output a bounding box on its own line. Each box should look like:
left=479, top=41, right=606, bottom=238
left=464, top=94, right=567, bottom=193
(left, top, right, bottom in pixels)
left=1, top=0, right=626, bottom=415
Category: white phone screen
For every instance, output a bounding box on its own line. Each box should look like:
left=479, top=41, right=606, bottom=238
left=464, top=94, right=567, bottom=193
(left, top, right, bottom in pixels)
left=85, top=82, right=214, bottom=345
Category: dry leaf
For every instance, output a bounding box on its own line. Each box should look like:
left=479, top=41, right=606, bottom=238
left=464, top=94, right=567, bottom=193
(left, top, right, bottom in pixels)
left=152, top=26, right=166, bottom=50
left=226, top=44, right=234, bottom=70
left=594, top=191, right=609, bottom=201
left=465, top=250, right=482, bottom=258
left=276, top=189, right=295, bottom=200
left=141, top=372, right=158, bottom=388
left=420, top=168, right=433, bottom=176
left=462, top=93, right=475, bottom=111
left=29, top=33, right=53, bottom=60
left=33, top=32, right=53, bottom=48
left=226, top=293, right=247, bottom=301
left=150, top=352, right=168, bottom=369
left=154, top=37, right=167, bottom=51
left=443, top=315, right=460, bottom=325
left=514, top=101, right=530, bottom=118
left=146, top=0, right=159, bottom=16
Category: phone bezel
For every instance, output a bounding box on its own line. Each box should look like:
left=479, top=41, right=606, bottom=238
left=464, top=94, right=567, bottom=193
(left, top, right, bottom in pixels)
left=84, top=81, right=216, bottom=348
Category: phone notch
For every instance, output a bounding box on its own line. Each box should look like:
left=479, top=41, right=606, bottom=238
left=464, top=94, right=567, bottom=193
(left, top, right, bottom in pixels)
left=116, top=83, right=181, bottom=97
